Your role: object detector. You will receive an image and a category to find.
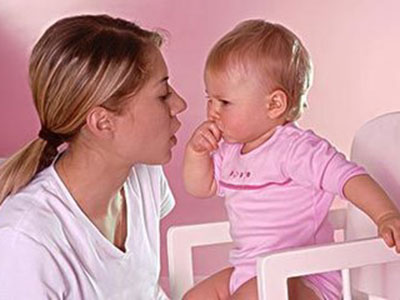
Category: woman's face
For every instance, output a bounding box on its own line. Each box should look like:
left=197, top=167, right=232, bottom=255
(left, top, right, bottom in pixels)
left=114, top=50, right=187, bottom=165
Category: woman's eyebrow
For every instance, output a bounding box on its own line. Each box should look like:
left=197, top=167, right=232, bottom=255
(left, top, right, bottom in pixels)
left=154, top=76, right=169, bottom=87
left=160, top=76, right=169, bottom=84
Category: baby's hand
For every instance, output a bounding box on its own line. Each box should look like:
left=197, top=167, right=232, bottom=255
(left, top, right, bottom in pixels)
left=187, top=121, right=222, bottom=155
left=377, top=212, right=400, bottom=253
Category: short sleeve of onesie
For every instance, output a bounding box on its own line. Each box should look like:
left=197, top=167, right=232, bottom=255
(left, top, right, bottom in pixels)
left=283, top=130, right=366, bottom=198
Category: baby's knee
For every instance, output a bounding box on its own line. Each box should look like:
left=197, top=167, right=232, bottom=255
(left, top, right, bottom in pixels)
left=182, top=289, right=199, bottom=300
left=183, top=286, right=226, bottom=300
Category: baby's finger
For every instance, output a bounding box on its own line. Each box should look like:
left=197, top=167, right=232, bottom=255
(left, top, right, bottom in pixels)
left=199, top=138, right=216, bottom=153
left=200, top=130, right=219, bottom=150
left=191, top=136, right=215, bottom=154
left=380, top=227, right=395, bottom=248
left=208, top=122, right=222, bottom=142
left=392, top=227, right=400, bottom=253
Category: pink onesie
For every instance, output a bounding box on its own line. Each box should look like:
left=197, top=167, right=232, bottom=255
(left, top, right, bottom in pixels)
left=213, top=122, right=366, bottom=299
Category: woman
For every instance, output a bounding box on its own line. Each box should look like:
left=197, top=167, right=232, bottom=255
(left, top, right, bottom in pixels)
left=0, top=14, right=186, bottom=299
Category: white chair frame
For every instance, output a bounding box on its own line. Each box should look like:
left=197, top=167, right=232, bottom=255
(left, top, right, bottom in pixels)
left=167, top=208, right=397, bottom=300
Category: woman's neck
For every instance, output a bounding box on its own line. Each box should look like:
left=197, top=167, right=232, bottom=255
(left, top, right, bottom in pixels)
left=55, top=144, right=131, bottom=221
left=55, top=144, right=131, bottom=249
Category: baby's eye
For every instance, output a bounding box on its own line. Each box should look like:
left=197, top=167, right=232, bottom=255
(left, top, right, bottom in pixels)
left=219, top=99, right=230, bottom=106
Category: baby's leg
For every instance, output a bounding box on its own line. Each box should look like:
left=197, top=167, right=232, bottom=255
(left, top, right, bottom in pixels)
left=183, top=267, right=234, bottom=300
left=231, top=276, right=321, bottom=300
left=230, top=277, right=257, bottom=300
left=288, top=277, right=323, bottom=300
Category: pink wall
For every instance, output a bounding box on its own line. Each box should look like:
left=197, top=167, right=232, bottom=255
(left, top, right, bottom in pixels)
left=2, top=0, right=400, bottom=287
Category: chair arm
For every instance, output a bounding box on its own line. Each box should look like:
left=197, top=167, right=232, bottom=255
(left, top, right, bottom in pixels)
left=328, top=206, right=347, bottom=231
left=256, top=237, right=399, bottom=300
left=167, top=221, right=231, bottom=300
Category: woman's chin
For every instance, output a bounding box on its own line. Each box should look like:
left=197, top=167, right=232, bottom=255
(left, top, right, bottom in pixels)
left=161, top=151, right=173, bottom=164
left=156, top=150, right=173, bottom=165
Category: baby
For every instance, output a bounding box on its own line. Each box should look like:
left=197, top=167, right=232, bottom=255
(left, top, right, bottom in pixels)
left=183, top=20, right=400, bottom=300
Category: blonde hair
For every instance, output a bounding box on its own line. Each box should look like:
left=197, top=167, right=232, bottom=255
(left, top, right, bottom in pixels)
left=0, top=14, right=163, bottom=203
left=206, top=19, right=313, bottom=120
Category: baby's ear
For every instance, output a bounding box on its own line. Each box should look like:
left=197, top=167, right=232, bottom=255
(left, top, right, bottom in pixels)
left=266, top=90, right=288, bottom=119
left=85, top=106, right=115, bottom=139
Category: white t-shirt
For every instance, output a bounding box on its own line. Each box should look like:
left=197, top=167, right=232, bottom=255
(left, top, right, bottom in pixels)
left=0, top=163, right=174, bottom=300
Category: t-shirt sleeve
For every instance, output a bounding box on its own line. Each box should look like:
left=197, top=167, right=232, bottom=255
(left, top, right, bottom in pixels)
left=0, top=228, right=67, bottom=299
left=282, top=131, right=367, bottom=199
left=159, top=167, right=175, bottom=219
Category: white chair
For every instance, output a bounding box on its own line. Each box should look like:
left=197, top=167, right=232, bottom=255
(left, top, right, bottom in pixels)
left=167, top=112, right=400, bottom=300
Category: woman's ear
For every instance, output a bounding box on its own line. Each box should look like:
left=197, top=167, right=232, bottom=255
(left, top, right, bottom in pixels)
left=85, top=106, right=115, bottom=139
left=266, top=90, right=288, bottom=119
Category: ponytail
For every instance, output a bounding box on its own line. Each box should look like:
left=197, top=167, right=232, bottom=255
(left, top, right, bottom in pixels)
left=0, top=138, right=48, bottom=203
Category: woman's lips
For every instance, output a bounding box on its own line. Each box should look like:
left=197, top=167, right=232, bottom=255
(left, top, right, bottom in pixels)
left=170, top=135, right=177, bottom=146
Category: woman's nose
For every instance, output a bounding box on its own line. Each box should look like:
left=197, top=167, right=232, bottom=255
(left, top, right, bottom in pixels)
left=170, top=88, right=187, bottom=116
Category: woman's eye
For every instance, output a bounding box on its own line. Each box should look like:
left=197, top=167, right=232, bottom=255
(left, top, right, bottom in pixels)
left=159, top=92, right=172, bottom=101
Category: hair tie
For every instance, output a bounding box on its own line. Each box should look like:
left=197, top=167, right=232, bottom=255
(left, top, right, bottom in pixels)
left=38, top=127, right=65, bottom=145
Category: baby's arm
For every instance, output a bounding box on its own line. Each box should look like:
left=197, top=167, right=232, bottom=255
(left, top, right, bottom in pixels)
left=343, top=174, right=400, bottom=252
left=183, top=121, right=222, bottom=198
left=283, top=130, right=400, bottom=252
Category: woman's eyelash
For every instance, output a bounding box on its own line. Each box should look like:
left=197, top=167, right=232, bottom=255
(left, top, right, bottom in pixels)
left=159, top=92, right=172, bottom=101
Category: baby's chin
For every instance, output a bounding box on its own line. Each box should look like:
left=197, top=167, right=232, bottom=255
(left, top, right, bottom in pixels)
left=222, top=135, right=240, bottom=144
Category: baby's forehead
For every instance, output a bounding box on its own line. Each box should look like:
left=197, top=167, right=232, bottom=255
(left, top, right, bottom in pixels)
left=204, top=68, right=273, bottom=100
left=205, top=60, right=275, bottom=89
left=204, top=68, right=244, bottom=90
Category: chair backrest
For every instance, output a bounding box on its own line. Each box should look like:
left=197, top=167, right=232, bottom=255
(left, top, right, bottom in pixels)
left=349, top=112, right=400, bottom=299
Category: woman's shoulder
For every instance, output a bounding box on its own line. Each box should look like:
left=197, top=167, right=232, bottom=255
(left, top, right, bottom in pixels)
left=0, top=167, right=67, bottom=245
left=127, top=164, right=173, bottom=210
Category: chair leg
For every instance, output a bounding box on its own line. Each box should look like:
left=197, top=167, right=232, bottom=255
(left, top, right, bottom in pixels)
left=342, top=269, right=351, bottom=300
left=351, top=289, right=373, bottom=300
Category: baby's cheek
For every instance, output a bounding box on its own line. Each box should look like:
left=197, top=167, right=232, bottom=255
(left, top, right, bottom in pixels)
left=232, top=122, right=248, bottom=136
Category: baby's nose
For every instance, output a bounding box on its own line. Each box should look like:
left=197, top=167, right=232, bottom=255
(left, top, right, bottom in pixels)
left=207, top=100, right=220, bottom=121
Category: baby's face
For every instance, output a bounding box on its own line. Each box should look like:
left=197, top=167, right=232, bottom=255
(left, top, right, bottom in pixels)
left=204, top=69, right=276, bottom=147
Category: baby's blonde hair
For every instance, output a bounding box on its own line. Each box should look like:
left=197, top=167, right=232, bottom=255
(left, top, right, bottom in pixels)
left=0, top=14, right=163, bottom=203
left=206, top=19, right=313, bottom=120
